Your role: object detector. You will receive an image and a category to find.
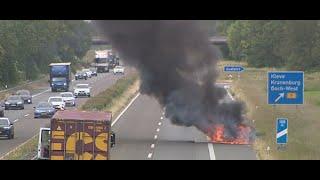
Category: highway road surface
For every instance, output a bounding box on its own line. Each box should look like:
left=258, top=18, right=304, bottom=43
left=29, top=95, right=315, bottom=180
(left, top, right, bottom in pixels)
left=111, top=84, right=257, bottom=160
left=0, top=70, right=133, bottom=158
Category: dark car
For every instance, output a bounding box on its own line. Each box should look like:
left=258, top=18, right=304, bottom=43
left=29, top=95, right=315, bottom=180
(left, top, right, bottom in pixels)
left=5, top=95, right=24, bottom=110
left=0, top=118, right=14, bottom=139
left=34, top=102, right=56, bottom=118
left=0, top=101, right=4, bottom=117
left=90, top=67, right=98, bottom=76
left=75, top=71, right=87, bottom=80
left=16, top=90, right=32, bottom=104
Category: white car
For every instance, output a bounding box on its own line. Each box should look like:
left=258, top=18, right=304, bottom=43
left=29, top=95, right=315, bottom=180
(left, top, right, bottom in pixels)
left=82, top=69, right=92, bottom=78
left=60, top=92, right=76, bottom=107
left=74, top=84, right=91, bottom=98
left=113, top=66, right=125, bottom=75
left=48, top=97, right=65, bottom=110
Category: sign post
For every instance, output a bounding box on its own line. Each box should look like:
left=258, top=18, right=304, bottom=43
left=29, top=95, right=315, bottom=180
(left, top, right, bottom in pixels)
left=276, top=118, right=288, bottom=150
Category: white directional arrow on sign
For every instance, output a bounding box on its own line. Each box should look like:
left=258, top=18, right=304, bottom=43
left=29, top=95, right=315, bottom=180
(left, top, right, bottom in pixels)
left=275, top=93, right=285, bottom=103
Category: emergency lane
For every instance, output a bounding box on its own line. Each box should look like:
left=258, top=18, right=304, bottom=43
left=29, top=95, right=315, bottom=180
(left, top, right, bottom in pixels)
left=0, top=70, right=132, bottom=158
left=111, top=84, right=257, bottom=160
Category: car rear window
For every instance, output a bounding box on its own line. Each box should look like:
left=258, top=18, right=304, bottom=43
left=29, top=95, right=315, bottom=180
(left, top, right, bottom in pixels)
left=0, top=119, right=9, bottom=125
left=49, top=98, right=62, bottom=102
left=17, top=90, right=29, bottom=95
left=77, top=85, right=89, bottom=89
left=8, top=96, right=20, bottom=100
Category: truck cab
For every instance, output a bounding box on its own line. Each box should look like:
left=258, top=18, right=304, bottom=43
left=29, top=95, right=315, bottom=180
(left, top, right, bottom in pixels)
left=49, top=63, right=71, bottom=92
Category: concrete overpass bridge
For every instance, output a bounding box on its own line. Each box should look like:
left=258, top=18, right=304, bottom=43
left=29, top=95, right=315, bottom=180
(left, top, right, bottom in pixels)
left=92, top=36, right=227, bottom=45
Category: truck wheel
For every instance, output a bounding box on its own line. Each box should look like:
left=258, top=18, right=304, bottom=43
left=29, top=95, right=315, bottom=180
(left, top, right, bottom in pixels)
left=0, top=112, right=4, bottom=117
left=21, top=106, right=24, bottom=110
left=10, top=133, right=14, bottom=139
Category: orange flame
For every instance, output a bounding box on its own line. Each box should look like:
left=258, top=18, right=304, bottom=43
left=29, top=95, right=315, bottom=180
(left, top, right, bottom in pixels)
left=209, top=124, right=253, bottom=145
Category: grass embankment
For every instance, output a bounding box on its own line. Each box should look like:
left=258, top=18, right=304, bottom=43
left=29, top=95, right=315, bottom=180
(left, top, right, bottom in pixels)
left=218, top=60, right=320, bottom=160
left=81, top=74, right=140, bottom=119
left=0, top=135, right=38, bottom=160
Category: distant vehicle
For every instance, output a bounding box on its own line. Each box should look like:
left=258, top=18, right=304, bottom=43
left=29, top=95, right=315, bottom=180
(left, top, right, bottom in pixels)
left=113, top=66, right=125, bottom=75
left=90, top=67, right=98, bottom=76
left=0, top=101, right=4, bottom=117
left=75, top=71, right=87, bottom=80
left=74, top=84, right=91, bottom=98
left=60, top=92, right=76, bottom=107
left=37, top=110, right=115, bottom=160
left=49, top=63, right=71, bottom=92
left=82, top=69, right=92, bottom=78
left=5, top=95, right=24, bottom=110
left=16, top=90, right=32, bottom=104
left=48, top=97, right=65, bottom=110
left=93, top=50, right=110, bottom=73
left=0, top=118, right=14, bottom=139
left=34, top=102, right=56, bottom=118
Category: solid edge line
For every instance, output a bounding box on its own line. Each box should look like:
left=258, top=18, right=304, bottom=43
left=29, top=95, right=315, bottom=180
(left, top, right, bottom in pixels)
left=111, top=92, right=141, bottom=127
left=207, top=143, right=216, bottom=160
left=0, top=134, right=38, bottom=160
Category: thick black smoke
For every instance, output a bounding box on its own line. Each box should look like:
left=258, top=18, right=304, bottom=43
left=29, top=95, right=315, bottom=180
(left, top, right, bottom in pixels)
left=95, top=20, right=245, bottom=137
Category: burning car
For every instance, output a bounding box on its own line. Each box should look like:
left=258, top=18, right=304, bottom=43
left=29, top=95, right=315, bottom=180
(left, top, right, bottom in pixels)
left=207, top=124, right=255, bottom=145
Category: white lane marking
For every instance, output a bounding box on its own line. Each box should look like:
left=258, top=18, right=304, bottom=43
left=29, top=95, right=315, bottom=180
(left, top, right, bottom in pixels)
left=156, top=128, right=160, bottom=132
left=205, top=86, right=233, bottom=160
left=32, top=88, right=51, bottom=98
left=154, top=135, right=158, bottom=140
left=151, top=144, right=155, bottom=149
left=207, top=143, right=216, bottom=160
left=147, top=153, right=153, bottom=159
left=24, top=114, right=29, bottom=117
left=160, top=116, right=164, bottom=120
left=158, top=122, right=162, bottom=126
left=13, top=119, right=19, bottom=123
left=225, top=87, right=235, bottom=101
left=31, top=155, right=37, bottom=160
left=111, top=93, right=141, bottom=127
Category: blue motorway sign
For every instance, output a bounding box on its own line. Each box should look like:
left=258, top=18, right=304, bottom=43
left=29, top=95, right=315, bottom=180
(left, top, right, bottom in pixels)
left=268, top=71, right=304, bottom=105
left=224, top=66, right=245, bottom=73
left=277, top=118, right=288, bottom=144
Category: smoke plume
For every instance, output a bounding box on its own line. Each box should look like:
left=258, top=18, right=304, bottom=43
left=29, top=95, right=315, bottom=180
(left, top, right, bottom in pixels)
left=95, top=20, right=246, bottom=138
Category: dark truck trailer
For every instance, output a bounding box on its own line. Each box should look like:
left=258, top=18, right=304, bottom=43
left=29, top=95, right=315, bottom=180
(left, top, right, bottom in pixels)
left=49, top=63, right=71, bottom=92
left=38, top=110, right=114, bottom=160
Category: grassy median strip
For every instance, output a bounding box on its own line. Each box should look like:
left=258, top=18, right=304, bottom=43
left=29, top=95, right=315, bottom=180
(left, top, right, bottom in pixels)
left=81, top=74, right=140, bottom=118
left=0, top=135, right=39, bottom=160
left=219, top=60, right=320, bottom=160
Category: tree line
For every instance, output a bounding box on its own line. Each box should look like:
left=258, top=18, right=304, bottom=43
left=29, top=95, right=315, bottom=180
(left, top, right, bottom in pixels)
left=217, top=20, right=320, bottom=71
left=0, top=20, right=92, bottom=87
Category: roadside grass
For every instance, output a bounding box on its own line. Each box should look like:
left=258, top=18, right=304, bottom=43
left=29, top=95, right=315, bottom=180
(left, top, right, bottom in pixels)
left=219, top=60, right=320, bottom=159
left=0, top=135, right=38, bottom=160
left=81, top=74, right=140, bottom=119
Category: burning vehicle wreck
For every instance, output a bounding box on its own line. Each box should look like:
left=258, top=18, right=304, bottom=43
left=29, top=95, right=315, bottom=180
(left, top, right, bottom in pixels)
left=207, top=124, right=255, bottom=145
